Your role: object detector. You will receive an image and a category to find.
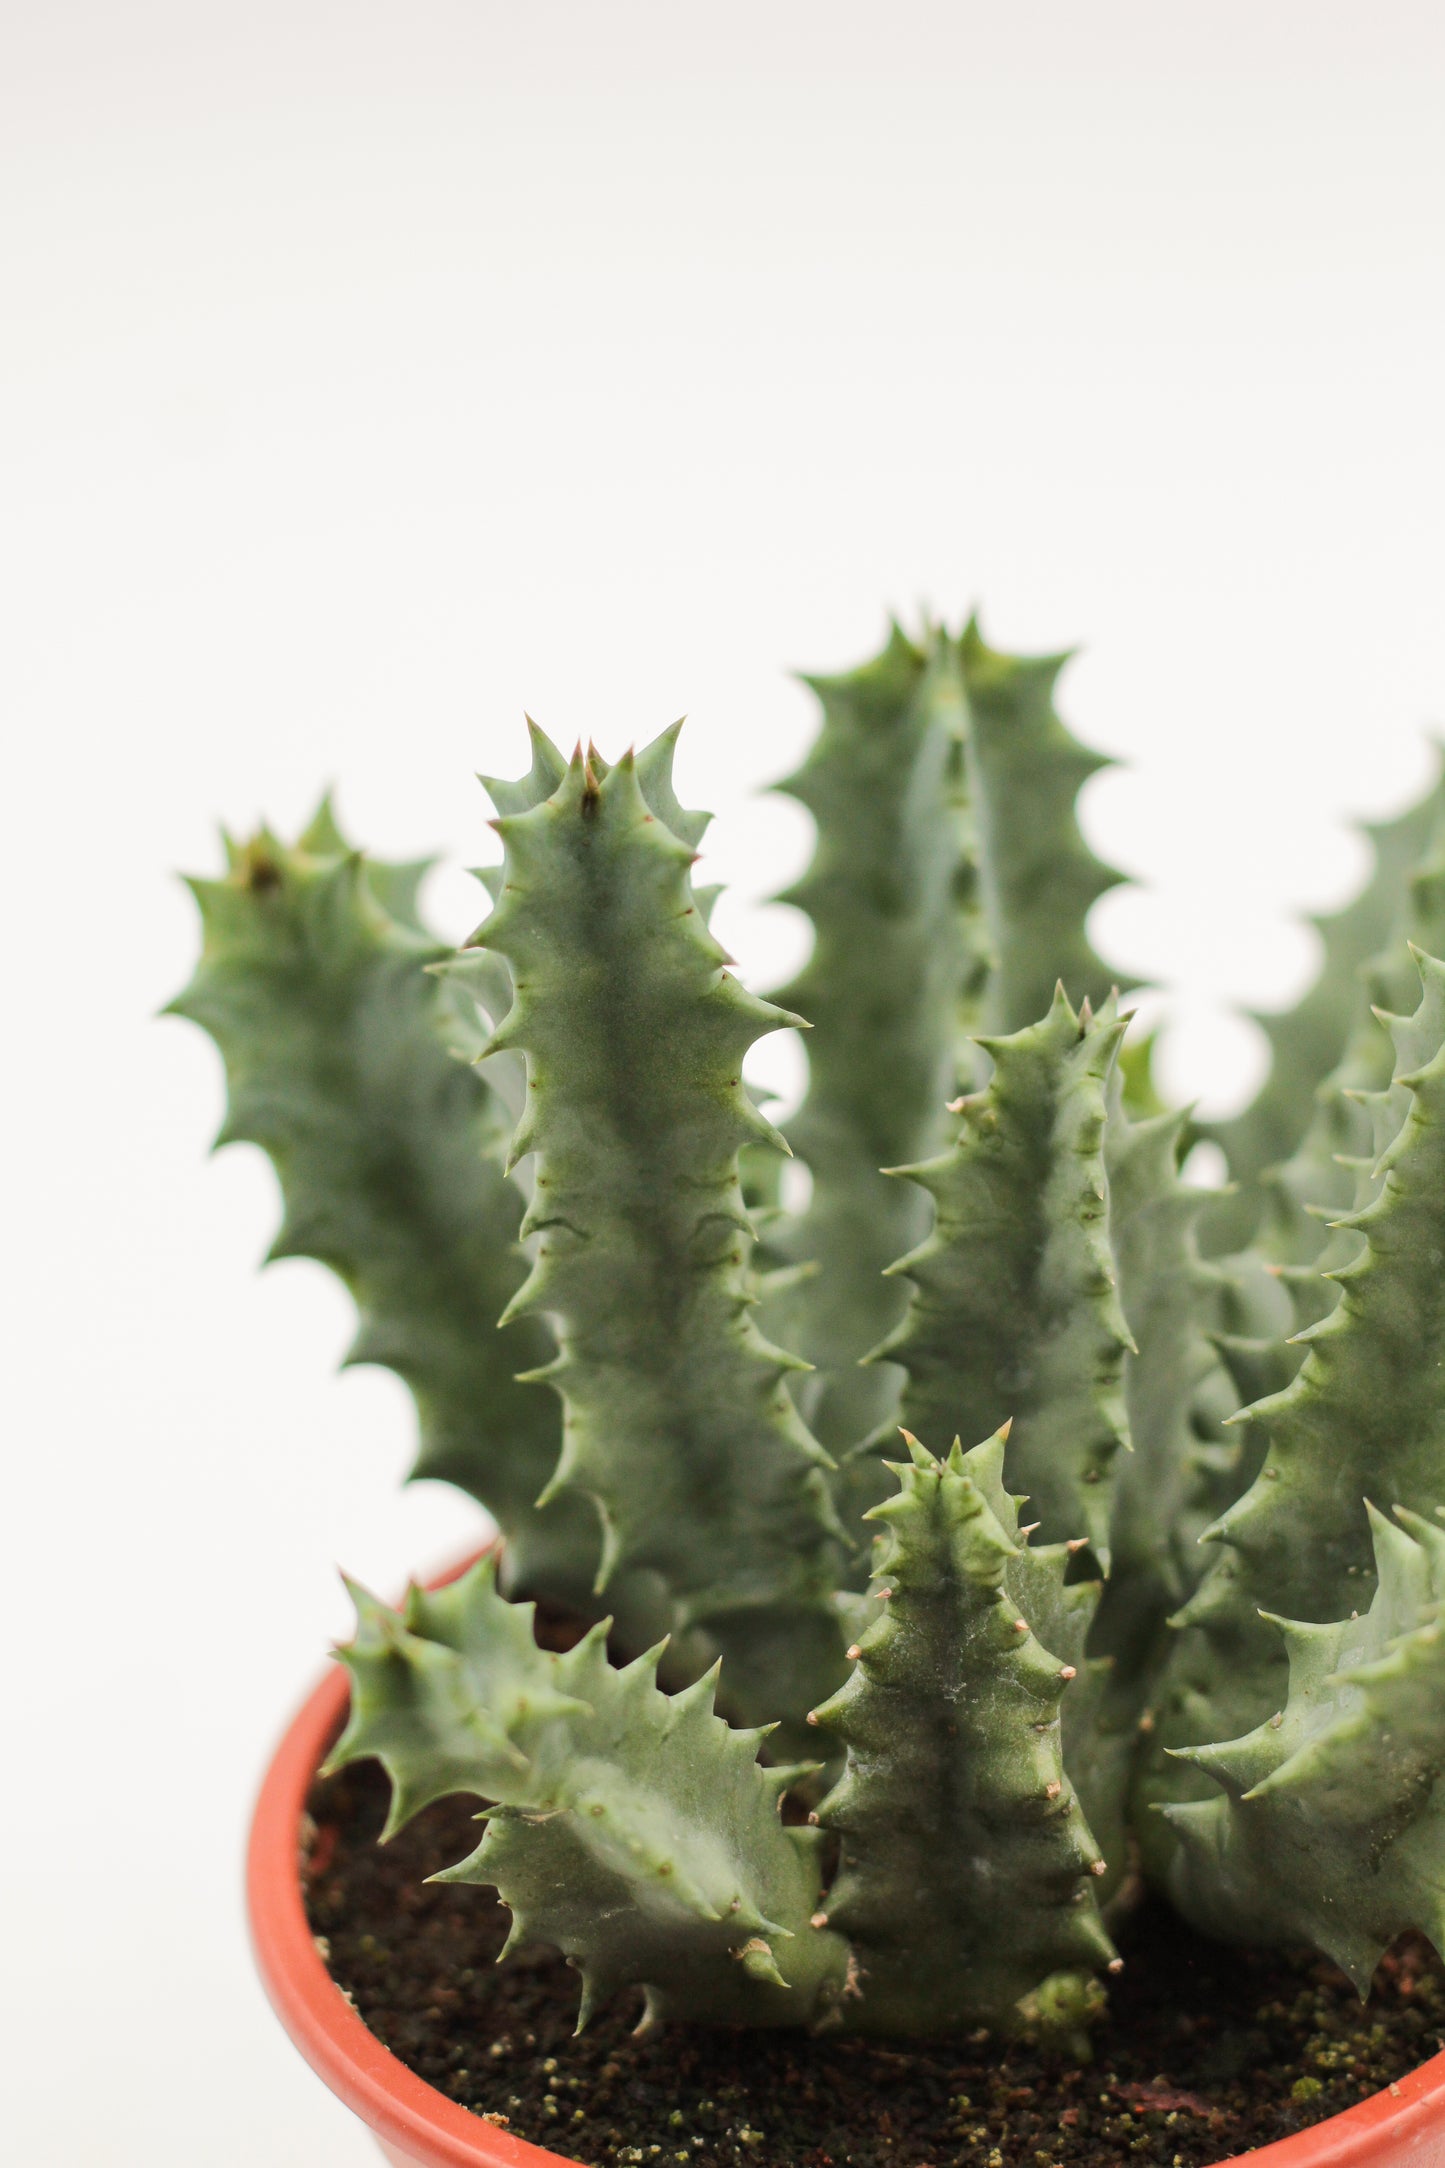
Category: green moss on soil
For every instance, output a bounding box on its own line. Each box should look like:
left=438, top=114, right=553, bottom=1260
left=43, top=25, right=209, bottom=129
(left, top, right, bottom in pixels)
left=304, top=1761, right=1445, bottom=2168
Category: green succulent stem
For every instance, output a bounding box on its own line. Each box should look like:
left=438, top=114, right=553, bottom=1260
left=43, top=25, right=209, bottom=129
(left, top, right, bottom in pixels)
left=1205, top=759, right=1445, bottom=1251
left=330, top=1558, right=849, bottom=2030
left=167, top=807, right=600, bottom=1603
left=767, top=619, right=1131, bottom=1508
left=812, top=1433, right=1116, bottom=2040
left=1095, top=1071, right=1243, bottom=1677
left=957, top=618, right=1129, bottom=1035
left=472, top=737, right=847, bottom=1733
left=1144, top=951, right=1445, bottom=1892
left=1240, top=800, right=1445, bottom=1343
left=769, top=626, right=980, bottom=1471
left=876, top=988, right=1133, bottom=1566
left=1166, top=1506, right=1445, bottom=1987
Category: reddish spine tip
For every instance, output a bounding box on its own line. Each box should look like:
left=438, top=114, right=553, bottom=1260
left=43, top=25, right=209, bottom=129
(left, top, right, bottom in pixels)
left=1059, top=1664, right=1078, bottom=1681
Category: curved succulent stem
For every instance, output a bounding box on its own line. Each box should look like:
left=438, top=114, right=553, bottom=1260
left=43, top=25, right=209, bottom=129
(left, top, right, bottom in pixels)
left=330, top=1558, right=849, bottom=2030
left=1143, top=952, right=1445, bottom=1880
left=166, top=806, right=600, bottom=1604
left=1165, top=1506, right=1445, bottom=1986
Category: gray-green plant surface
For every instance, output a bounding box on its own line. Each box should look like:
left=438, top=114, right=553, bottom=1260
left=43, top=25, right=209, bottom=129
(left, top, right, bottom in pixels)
left=176, top=617, right=1445, bottom=2050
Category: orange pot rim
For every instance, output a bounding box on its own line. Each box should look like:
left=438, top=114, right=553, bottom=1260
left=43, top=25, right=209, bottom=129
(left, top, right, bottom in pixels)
left=247, top=1566, right=1445, bottom=2168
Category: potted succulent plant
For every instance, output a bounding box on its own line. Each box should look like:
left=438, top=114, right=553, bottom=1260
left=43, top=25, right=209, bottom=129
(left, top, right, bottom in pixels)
left=177, top=620, right=1445, bottom=2167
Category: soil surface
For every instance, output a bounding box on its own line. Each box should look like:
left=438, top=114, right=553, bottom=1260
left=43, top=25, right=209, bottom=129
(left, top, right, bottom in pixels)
left=305, top=1758, right=1445, bottom=2168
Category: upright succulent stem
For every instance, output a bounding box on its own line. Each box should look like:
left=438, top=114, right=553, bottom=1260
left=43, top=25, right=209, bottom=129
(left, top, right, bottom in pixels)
left=876, top=989, right=1133, bottom=1566
left=472, top=737, right=847, bottom=1734
left=812, top=1433, right=1116, bottom=2041
left=768, top=618, right=1131, bottom=1527
left=957, top=618, right=1129, bottom=1035
left=1096, top=1069, right=1243, bottom=1676
left=769, top=626, right=980, bottom=1467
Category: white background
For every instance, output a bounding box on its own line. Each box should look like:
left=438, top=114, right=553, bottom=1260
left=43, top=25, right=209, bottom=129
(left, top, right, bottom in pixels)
left=5, top=4, right=1445, bottom=2160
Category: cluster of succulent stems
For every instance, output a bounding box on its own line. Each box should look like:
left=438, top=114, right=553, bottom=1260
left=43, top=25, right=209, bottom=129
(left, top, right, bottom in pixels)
left=175, top=615, right=1445, bottom=2055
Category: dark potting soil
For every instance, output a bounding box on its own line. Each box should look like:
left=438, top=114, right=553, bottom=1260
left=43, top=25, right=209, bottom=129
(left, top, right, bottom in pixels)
left=305, top=1756, right=1445, bottom=2168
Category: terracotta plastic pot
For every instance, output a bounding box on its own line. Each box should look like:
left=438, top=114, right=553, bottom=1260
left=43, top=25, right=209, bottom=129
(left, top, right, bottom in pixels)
left=249, top=1608, right=1445, bottom=2168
